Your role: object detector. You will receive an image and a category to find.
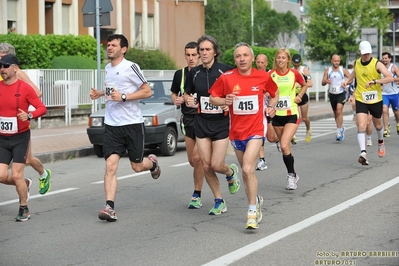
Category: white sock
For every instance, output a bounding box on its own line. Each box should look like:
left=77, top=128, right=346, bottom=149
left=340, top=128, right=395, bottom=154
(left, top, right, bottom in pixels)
left=39, top=170, right=47, bottom=180
left=248, top=205, right=256, bottom=213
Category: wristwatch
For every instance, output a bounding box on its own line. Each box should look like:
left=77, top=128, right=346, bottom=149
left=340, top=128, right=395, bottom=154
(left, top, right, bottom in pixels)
left=121, top=94, right=126, bottom=102
left=28, top=113, right=33, bottom=121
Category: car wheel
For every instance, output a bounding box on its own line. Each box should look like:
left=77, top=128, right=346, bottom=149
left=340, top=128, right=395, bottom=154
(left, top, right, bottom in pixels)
left=93, top=144, right=104, bottom=157
left=160, top=126, right=177, bottom=156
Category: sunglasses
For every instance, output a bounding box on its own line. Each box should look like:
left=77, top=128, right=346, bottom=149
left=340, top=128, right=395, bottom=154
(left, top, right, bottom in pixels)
left=0, top=63, right=11, bottom=69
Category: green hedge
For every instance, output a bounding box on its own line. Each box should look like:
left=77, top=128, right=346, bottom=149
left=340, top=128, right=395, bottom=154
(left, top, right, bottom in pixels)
left=221, top=46, right=300, bottom=70
left=52, top=55, right=106, bottom=69
left=0, top=34, right=102, bottom=69
left=125, top=47, right=177, bottom=70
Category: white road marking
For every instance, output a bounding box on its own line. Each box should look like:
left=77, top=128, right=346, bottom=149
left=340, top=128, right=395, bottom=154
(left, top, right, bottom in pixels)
left=203, top=176, right=399, bottom=266
left=91, top=172, right=148, bottom=184
left=0, top=188, right=79, bottom=206
left=171, top=162, right=190, bottom=167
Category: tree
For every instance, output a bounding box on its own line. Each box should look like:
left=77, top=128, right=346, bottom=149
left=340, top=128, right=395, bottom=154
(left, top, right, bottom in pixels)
left=273, top=11, right=300, bottom=48
left=304, top=0, right=392, bottom=63
left=205, top=0, right=300, bottom=55
left=205, top=0, right=250, bottom=54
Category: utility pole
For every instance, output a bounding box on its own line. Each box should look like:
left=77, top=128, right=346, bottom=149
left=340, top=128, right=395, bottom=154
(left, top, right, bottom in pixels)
left=251, top=0, right=254, bottom=46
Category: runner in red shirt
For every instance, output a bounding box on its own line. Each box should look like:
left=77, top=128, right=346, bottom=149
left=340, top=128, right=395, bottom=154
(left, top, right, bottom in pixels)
left=210, top=42, right=278, bottom=229
left=0, top=54, right=47, bottom=221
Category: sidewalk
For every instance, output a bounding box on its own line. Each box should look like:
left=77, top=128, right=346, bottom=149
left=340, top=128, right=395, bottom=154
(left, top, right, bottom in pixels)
left=30, top=99, right=353, bottom=163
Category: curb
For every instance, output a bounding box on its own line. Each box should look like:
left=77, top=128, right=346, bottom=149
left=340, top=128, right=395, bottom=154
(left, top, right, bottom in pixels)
left=308, top=110, right=353, bottom=122
left=34, top=147, right=95, bottom=164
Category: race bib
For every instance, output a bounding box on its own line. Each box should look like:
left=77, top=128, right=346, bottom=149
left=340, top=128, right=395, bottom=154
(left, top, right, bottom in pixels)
left=233, top=95, right=258, bottom=115
left=275, top=96, right=291, bottom=110
left=329, top=86, right=341, bottom=94
left=0, top=116, right=18, bottom=134
left=362, top=90, right=378, bottom=103
left=200, top=96, right=222, bottom=114
left=105, top=84, right=117, bottom=101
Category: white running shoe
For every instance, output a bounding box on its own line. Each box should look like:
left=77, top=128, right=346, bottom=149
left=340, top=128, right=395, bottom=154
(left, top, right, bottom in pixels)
left=366, top=138, right=372, bottom=146
left=286, top=174, right=299, bottom=190
left=256, top=158, right=268, bottom=171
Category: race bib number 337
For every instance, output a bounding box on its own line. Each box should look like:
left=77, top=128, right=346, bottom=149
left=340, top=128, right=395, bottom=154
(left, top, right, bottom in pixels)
left=0, top=116, right=18, bottom=134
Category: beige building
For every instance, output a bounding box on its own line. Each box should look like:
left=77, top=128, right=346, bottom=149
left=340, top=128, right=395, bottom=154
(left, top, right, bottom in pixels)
left=0, top=0, right=206, bottom=67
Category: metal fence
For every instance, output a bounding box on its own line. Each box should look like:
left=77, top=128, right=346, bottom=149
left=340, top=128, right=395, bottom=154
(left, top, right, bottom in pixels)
left=23, top=69, right=328, bottom=127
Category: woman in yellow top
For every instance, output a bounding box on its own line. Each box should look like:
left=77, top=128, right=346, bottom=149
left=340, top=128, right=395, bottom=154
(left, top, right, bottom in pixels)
left=269, top=48, right=307, bottom=190
left=343, top=41, right=393, bottom=166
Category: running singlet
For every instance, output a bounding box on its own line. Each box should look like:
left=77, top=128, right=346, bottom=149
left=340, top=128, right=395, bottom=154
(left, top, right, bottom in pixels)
left=209, top=68, right=278, bottom=140
left=354, top=57, right=382, bottom=104
left=0, top=79, right=46, bottom=136
left=269, top=69, right=304, bottom=117
left=381, top=63, right=398, bottom=95
left=327, top=66, right=346, bottom=94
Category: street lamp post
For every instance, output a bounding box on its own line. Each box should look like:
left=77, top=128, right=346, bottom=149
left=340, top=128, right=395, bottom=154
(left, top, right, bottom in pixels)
left=251, top=0, right=254, bottom=46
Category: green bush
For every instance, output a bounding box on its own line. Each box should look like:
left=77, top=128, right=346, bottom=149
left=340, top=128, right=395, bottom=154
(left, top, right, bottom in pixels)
left=125, top=48, right=177, bottom=70
left=221, top=46, right=300, bottom=70
left=0, top=34, right=102, bottom=69
left=52, top=55, right=105, bottom=69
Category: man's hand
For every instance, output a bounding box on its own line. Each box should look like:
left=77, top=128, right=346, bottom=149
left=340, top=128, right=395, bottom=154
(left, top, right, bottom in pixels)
left=90, top=88, right=101, bottom=100
left=174, top=95, right=184, bottom=106
left=17, top=108, right=29, bottom=121
left=225, top=93, right=235, bottom=106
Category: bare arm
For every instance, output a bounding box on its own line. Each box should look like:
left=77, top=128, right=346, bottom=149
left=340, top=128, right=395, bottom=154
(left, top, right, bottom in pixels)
left=321, top=69, right=329, bottom=86
left=342, top=70, right=356, bottom=87
left=16, top=69, right=42, bottom=97
left=303, top=67, right=313, bottom=87
left=391, top=64, right=399, bottom=83
left=372, top=62, right=394, bottom=86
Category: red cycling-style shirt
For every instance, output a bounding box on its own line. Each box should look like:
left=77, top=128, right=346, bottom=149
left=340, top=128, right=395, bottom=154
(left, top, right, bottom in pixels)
left=210, top=68, right=277, bottom=140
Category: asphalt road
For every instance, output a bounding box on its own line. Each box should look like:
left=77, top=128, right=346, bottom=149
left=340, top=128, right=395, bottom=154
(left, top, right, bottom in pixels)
left=1, top=115, right=398, bottom=266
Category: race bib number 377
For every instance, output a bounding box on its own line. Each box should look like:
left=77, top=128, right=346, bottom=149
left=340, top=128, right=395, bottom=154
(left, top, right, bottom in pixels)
left=362, top=90, right=378, bottom=103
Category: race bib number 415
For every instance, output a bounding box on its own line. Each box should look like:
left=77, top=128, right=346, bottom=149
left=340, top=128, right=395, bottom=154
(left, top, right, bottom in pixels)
left=233, top=95, right=258, bottom=115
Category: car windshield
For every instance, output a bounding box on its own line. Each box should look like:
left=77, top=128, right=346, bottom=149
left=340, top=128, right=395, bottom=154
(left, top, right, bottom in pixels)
left=141, top=80, right=173, bottom=103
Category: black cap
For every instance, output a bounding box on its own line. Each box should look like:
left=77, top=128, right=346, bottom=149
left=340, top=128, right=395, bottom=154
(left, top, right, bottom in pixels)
left=292, top=54, right=301, bottom=63
left=0, top=54, right=19, bottom=66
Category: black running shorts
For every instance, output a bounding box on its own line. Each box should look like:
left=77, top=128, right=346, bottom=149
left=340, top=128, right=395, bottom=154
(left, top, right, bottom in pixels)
left=103, top=123, right=145, bottom=163
left=0, top=130, right=30, bottom=164
left=271, top=115, right=299, bottom=127
left=297, top=93, right=309, bottom=106
left=180, top=114, right=196, bottom=140
left=356, top=100, right=383, bottom=119
left=194, top=115, right=229, bottom=141
left=328, top=92, right=346, bottom=111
